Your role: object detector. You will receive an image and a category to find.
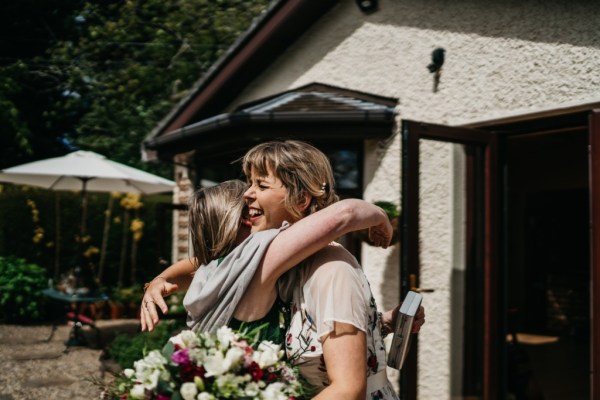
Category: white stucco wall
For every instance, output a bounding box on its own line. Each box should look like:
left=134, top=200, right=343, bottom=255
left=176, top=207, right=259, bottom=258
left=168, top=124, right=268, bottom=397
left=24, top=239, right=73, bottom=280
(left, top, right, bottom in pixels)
left=225, top=0, right=600, bottom=397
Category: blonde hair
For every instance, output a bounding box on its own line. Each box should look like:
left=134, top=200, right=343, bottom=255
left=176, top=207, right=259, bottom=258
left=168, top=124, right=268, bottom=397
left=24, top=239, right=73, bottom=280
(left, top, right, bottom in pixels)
left=188, top=180, right=247, bottom=267
left=242, top=140, right=339, bottom=220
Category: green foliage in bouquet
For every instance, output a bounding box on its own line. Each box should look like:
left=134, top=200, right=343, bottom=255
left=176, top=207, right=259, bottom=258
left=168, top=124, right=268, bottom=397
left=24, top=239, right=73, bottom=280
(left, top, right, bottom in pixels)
left=0, top=256, right=48, bottom=322
left=108, top=319, right=186, bottom=369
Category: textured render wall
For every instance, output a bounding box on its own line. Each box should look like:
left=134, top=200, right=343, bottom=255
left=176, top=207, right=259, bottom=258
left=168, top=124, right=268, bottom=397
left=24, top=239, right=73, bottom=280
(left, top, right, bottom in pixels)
left=231, top=0, right=600, bottom=397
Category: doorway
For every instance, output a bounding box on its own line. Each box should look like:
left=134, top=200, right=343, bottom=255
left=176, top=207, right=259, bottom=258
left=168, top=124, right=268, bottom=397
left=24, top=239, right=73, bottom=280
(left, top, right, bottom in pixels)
left=505, top=129, right=590, bottom=399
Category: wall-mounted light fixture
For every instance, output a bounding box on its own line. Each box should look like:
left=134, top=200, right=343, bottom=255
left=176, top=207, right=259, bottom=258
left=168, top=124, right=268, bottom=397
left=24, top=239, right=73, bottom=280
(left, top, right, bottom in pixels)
left=356, top=0, right=378, bottom=14
left=427, top=47, right=446, bottom=93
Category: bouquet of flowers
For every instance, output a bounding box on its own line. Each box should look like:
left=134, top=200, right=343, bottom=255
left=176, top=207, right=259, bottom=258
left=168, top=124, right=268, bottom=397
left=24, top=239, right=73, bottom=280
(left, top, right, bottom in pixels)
left=107, top=326, right=305, bottom=400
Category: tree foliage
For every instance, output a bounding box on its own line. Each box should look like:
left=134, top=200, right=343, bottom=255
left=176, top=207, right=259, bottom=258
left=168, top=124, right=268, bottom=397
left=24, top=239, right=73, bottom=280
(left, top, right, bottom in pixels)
left=0, top=0, right=269, bottom=174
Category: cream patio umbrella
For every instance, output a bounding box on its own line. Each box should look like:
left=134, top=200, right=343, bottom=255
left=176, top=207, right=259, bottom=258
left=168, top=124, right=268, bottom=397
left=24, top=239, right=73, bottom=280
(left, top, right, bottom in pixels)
left=0, top=150, right=175, bottom=194
left=0, top=150, right=176, bottom=285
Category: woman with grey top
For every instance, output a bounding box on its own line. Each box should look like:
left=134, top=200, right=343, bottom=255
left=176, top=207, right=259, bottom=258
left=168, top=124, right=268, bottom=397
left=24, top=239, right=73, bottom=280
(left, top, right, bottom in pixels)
left=142, top=140, right=424, bottom=399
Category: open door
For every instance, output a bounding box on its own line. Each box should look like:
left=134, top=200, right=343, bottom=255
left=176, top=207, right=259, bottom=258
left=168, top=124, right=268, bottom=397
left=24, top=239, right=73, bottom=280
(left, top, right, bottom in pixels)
left=589, top=110, right=600, bottom=399
left=400, top=120, right=500, bottom=399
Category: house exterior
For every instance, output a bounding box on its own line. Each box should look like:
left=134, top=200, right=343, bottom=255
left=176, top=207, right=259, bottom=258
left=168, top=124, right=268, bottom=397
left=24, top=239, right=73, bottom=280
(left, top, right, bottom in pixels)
left=142, top=1, right=600, bottom=398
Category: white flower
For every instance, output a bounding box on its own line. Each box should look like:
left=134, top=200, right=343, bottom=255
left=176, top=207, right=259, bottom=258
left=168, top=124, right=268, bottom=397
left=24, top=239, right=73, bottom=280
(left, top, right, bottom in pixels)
left=244, top=381, right=261, bottom=397
left=225, top=346, right=245, bottom=366
left=132, top=350, right=167, bottom=391
left=189, top=347, right=208, bottom=364
left=180, top=382, right=198, bottom=400
left=253, top=341, right=282, bottom=368
left=202, top=335, right=216, bottom=348
left=129, top=384, right=145, bottom=399
left=123, top=368, right=134, bottom=378
left=170, top=330, right=200, bottom=349
left=261, top=382, right=288, bottom=400
left=203, top=351, right=228, bottom=377
left=140, top=349, right=168, bottom=369
left=197, top=393, right=215, bottom=400
left=216, top=326, right=236, bottom=349
left=203, top=345, right=245, bottom=377
left=214, top=373, right=250, bottom=394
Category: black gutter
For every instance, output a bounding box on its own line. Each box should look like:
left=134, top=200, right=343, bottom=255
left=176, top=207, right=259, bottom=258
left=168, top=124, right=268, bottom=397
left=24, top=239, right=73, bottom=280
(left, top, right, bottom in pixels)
left=144, top=109, right=396, bottom=158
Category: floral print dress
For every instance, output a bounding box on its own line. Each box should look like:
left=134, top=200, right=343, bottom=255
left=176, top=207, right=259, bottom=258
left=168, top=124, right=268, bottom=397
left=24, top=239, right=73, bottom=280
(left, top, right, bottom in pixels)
left=279, top=242, right=399, bottom=400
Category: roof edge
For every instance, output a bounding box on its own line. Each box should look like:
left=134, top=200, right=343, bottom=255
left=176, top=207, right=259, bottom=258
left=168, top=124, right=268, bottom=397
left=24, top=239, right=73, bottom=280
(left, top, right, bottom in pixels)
left=143, top=0, right=339, bottom=162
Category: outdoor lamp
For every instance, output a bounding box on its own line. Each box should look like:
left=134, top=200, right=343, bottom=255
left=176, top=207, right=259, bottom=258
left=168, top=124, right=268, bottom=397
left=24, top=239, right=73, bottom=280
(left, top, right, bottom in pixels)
left=356, top=0, right=378, bottom=14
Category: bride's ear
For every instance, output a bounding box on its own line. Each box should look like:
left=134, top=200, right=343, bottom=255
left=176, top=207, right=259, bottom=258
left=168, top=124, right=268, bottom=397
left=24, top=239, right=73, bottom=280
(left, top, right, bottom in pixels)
left=297, top=192, right=312, bottom=213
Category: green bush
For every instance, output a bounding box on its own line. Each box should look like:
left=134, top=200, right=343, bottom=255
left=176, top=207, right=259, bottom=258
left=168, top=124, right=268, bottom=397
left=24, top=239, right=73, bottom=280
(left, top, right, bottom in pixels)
left=0, top=185, right=173, bottom=289
left=0, top=256, right=48, bottom=322
left=107, top=319, right=185, bottom=369
left=374, top=200, right=400, bottom=219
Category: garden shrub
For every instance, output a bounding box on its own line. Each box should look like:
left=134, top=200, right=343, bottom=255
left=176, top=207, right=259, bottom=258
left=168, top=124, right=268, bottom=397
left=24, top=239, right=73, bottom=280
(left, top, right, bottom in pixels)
left=0, top=185, right=173, bottom=291
left=107, top=319, right=185, bottom=369
left=0, top=256, right=48, bottom=323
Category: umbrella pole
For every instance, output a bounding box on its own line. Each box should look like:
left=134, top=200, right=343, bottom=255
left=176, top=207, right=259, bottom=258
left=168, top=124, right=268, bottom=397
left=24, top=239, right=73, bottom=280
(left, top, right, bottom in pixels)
left=75, top=177, right=98, bottom=292
left=80, top=178, right=90, bottom=240
left=54, top=192, right=61, bottom=280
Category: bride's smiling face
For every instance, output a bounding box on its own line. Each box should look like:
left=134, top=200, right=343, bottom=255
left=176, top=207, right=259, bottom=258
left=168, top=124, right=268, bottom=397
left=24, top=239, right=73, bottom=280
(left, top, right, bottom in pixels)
left=243, top=166, right=298, bottom=233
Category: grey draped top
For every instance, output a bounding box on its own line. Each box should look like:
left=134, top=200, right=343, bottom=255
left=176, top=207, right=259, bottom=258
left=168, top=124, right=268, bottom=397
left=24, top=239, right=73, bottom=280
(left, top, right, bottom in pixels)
left=183, top=223, right=289, bottom=333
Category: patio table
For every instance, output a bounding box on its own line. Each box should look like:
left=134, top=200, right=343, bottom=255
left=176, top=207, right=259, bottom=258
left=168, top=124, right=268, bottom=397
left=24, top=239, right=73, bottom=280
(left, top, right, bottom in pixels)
left=42, top=288, right=109, bottom=348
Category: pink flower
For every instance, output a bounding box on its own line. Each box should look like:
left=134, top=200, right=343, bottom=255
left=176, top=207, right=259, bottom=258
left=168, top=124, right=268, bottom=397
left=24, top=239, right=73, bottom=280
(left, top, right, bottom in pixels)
left=172, top=348, right=190, bottom=365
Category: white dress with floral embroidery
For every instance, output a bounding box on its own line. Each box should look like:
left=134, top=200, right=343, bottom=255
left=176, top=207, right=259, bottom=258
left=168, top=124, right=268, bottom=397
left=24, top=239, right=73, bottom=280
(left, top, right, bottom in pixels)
left=279, top=243, right=399, bottom=400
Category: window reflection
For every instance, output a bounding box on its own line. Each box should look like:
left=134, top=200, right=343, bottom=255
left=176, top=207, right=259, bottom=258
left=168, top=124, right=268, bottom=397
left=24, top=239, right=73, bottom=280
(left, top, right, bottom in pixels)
left=327, top=149, right=358, bottom=190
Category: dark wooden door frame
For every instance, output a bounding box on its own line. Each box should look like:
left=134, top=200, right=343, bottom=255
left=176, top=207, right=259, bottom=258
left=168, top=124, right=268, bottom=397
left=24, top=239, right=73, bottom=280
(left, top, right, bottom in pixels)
left=588, top=110, right=600, bottom=400
left=400, top=120, right=500, bottom=399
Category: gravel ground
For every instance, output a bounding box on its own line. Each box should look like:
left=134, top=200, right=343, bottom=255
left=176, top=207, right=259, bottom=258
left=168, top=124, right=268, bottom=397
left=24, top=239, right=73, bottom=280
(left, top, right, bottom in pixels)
left=0, top=323, right=122, bottom=400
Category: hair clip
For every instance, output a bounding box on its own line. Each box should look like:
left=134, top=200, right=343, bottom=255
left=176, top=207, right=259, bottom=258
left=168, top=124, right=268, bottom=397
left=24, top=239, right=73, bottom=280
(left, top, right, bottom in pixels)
left=320, top=182, right=328, bottom=193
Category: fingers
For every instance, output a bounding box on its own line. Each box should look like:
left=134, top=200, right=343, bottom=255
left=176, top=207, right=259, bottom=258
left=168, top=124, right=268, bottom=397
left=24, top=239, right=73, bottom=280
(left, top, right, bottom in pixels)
left=139, top=280, right=177, bottom=332
left=368, top=226, right=392, bottom=248
left=411, top=305, right=426, bottom=333
left=412, top=317, right=425, bottom=333
left=141, top=304, right=154, bottom=332
left=163, top=282, right=179, bottom=296
left=141, top=295, right=167, bottom=332
left=368, top=218, right=393, bottom=248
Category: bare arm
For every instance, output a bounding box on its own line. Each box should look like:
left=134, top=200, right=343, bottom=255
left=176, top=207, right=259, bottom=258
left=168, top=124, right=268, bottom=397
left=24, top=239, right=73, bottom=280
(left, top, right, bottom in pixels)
left=314, top=323, right=367, bottom=399
left=258, top=198, right=392, bottom=285
left=140, top=258, right=196, bottom=331
left=234, top=199, right=391, bottom=320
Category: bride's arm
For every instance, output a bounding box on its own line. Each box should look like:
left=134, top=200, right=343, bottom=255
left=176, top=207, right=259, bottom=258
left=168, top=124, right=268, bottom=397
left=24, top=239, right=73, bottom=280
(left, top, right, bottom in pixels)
left=140, top=258, right=195, bottom=331
left=257, top=198, right=392, bottom=285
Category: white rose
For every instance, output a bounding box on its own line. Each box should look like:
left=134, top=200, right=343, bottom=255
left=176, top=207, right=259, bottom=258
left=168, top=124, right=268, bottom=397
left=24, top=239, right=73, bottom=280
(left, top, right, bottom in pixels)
left=170, top=330, right=200, bottom=349
left=189, top=347, right=208, bottom=364
left=145, top=369, right=161, bottom=391
left=203, top=345, right=245, bottom=377
left=203, top=351, right=228, bottom=377
left=244, top=381, right=261, bottom=397
left=180, top=382, right=198, bottom=400
left=261, top=382, right=288, bottom=400
left=197, top=393, right=215, bottom=400
left=129, top=384, right=145, bottom=399
left=224, top=346, right=244, bottom=366
left=132, top=353, right=165, bottom=391
left=216, top=326, right=236, bottom=349
left=123, top=368, right=134, bottom=378
left=143, top=349, right=168, bottom=369
left=253, top=341, right=281, bottom=368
